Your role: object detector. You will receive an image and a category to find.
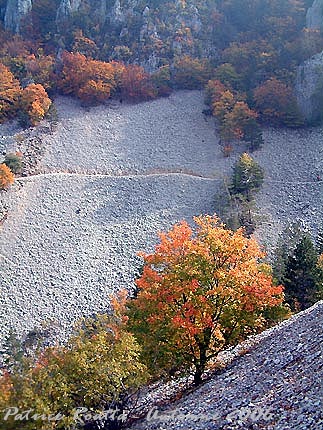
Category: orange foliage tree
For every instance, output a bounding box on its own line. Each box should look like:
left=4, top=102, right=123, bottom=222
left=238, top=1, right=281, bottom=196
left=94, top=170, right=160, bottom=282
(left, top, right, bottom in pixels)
left=120, top=64, right=157, bottom=101
left=212, top=89, right=236, bottom=123
left=254, top=78, right=304, bottom=126
left=0, top=164, right=15, bottom=189
left=19, top=83, right=51, bottom=126
left=0, top=63, right=21, bottom=122
left=221, top=101, right=258, bottom=142
left=127, top=215, right=285, bottom=385
left=58, top=51, right=119, bottom=104
left=208, top=85, right=262, bottom=150
left=205, top=79, right=226, bottom=105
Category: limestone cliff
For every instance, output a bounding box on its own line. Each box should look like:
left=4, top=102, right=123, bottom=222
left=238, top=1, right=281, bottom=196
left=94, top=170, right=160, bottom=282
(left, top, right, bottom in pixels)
left=296, top=0, right=323, bottom=123
left=306, top=0, right=323, bottom=30
left=296, top=51, right=323, bottom=123
left=4, top=0, right=32, bottom=33
left=1, top=0, right=215, bottom=71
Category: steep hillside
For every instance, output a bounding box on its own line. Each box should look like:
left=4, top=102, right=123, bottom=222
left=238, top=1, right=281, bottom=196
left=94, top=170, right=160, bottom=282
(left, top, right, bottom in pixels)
left=1, top=91, right=323, bottom=346
left=130, top=301, right=323, bottom=429
left=0, top=91, right=225, bottom=343
left=1, top=0, right=217, bottom=68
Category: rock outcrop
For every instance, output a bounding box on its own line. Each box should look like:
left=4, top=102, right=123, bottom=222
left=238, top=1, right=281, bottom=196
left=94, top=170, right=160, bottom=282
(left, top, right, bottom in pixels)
left=1, top=0, right=214, bottom=70
left=296, top=51, right=323, bottom=124
left=4, top=0, right=32, bottom=33
left=56, top=0, right=82, bottom=23
left=296, top=0, right=323, bottom=123
left=306, top=0, right=323, bottom=30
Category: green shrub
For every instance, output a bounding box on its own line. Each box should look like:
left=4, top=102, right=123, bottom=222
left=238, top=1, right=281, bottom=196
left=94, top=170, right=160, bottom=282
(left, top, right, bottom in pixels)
left=231, top=153, right=264, bottom=200
left=4, top=152, right=23, bottom=174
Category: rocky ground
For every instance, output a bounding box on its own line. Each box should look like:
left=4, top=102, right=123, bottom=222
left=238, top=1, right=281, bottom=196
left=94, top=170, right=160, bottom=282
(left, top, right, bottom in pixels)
left=253, top=127, right=323, bottom=254
left=1, top=90, right=323, bottom=343
left=129, top=301, right=323, bottom=430
left=0, top=91, right=226, bottom=342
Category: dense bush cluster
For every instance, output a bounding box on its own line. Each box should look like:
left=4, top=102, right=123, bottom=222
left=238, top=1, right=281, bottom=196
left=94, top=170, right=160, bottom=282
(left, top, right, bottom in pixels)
left=0, top=62, right=51, bottom=126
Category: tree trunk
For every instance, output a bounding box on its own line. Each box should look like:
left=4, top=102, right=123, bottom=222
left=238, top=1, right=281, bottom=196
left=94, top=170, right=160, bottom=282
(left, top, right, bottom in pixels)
left=193, top=365, right=204, bottom=386
left=193, top=343, right=208, bottom=386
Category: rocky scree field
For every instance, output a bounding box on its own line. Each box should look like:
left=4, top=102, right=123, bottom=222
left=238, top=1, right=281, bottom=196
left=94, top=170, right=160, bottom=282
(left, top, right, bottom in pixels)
left=129, top=301, right=323, bottom=430
left=1, top=90, right=323, bottom=345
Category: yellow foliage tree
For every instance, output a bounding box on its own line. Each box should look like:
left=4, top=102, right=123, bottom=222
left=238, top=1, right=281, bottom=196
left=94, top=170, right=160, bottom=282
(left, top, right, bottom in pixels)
left=0, top=312, right=147, bottom=429
left=0, top=63, right=21, bottom=122
left=0, top=163, right=15, bottom=189
left=19, top=83, right=51, bottom=126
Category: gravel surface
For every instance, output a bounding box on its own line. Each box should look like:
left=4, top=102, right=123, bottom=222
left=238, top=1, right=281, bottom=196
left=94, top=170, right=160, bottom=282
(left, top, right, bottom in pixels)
left=253, top=127, right=323, bottom=254
left=0, top=173, right=220, bottom=338
left=40, top=91, right=230, bottom=176
left=129, top=301, right=323, bottom=430
left=0, top=120, right=22, bottom=156
left=0, top=91, right=226, bottom=342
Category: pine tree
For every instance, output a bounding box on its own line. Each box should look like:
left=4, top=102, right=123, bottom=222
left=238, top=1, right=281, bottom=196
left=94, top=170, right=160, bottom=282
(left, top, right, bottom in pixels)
left=231, top=152, right=264, bottom=200
left=283, top=235, right=323, bottom=311
left=273, top=222, right=304, bottom=285
left=243, top=118, right=264, bottom=151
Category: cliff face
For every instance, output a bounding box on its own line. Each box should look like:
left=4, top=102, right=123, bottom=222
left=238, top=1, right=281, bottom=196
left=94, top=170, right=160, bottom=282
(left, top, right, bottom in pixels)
left=296, top=0, right=323, bottom=123
left=1, top=0, right=215, bottom=70
left=296, top=51, right=323, bottom=123
left=56, top=0, right=82, bottom=22
left=306, top=0, right=323, bottom=30
left=4, top=0, right=32, bottom=33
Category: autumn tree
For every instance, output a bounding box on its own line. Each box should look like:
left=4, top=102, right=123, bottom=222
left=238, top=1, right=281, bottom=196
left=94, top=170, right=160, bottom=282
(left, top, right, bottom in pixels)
left=19, top=83, right=51, bottom=126
left=204, top=79, right=226, bottom=106
left=0, top=306, right=147, bottom=430
left=254, top=78, right=304, bottom=127
left=0, top=163, right=15, bottom=190
left=212, top=89, right=236, bottom=123
left=120, top=64, right=157, bottom=101
left=173, top=56, right=213, bottom=90
left=58, top=51, right=119, bottom=104
left=220, top=101, right=258, bottom=143
left=0, top=63, right=21, bottom=122
left=127, top=215, right=285, bottom=385
left=222, top=40, right=276, bottom=89
left=231, top=153, right=264, bottom=200
left=23, top=53, right=55, bottom=90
